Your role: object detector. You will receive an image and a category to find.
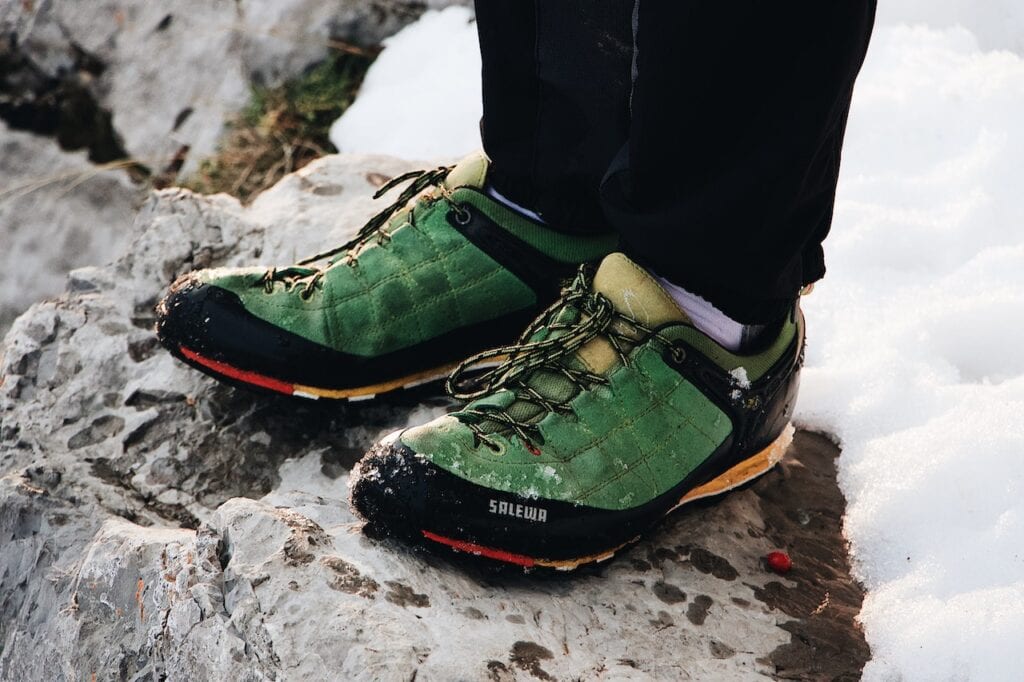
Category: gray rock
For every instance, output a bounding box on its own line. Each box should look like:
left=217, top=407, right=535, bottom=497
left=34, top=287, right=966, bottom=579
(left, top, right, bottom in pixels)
left=0, top=0, right=470, bottom=177
left=0, top=121, right=141, bottom=336
left=0, top=155, right=867, bottom=680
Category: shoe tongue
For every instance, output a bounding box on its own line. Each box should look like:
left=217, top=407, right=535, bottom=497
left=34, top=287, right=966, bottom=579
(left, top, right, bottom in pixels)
left=465, top=253, right=688, bottom=434
left=591, top=253, right=689, bottom=327
left=443, top=152, right=490, bottom=191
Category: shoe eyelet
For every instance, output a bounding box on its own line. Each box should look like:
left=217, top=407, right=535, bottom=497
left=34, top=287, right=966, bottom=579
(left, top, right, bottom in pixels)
left=487, top=440, right=507, bottom=456
left=669, top=344, right=687, bottom=364
left=451, top=205, right=472, bottom=226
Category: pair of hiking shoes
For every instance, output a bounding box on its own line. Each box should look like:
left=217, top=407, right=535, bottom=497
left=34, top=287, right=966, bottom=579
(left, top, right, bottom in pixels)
left=157, top=153, right=804, bottom=571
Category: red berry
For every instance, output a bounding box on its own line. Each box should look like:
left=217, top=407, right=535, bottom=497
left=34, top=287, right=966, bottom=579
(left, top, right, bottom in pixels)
left=766, top=551, right=792, bottom=574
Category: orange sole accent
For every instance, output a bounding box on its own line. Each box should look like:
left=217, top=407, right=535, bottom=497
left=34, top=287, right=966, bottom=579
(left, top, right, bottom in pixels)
left=419, top=425, right=795, bottom=571
left=533, top=540, right=636, bottom=571
left=179, top=344, right=506, bottom=401
left=676, top=423, right=794, bottom=506
left=292, top=363, right=463, bottom=400
left=421, top=530, right=636, bottom=572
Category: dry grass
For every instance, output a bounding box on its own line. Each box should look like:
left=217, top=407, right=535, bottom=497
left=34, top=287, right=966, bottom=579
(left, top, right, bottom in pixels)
left=182, top=50, right=375, bottom=202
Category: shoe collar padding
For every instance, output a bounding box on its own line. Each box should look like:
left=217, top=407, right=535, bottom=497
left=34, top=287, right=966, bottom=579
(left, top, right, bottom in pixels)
left=443, top=151, right=490, bottom=191
left=577, top=253, right=690, bottom=374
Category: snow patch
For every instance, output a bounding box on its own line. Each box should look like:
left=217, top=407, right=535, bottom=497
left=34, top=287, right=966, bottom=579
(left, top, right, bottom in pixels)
left=879, top=0, right=1024, bottom=55
left=329, top=7, right=483, bottom=161
left=799, top=24, right=1024, bottom=681
left=540, top=465, right=562, bottom=484
left=729, top=367, right=751, bottom=389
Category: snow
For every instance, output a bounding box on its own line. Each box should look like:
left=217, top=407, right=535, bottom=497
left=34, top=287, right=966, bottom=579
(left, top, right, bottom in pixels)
left=331, top=6, right=1024, bottom=679
left=729, top=367, right=751, bottom=389
left=796, top=23, right=1024, bottom=679
left=877, top=0, right=1024, bottom=54
left=329, top=6, right=483, bottom=161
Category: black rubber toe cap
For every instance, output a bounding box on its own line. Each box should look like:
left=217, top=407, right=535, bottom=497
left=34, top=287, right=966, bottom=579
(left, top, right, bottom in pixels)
left=348, top=435, right=632, bottom=561
left=349, top=438, right=435, bottom=537
left=156, top=276, right=214, bottom=352
left=349, top=432, right=746, bottom=564
left=156, top=278, right=351, bottom=388
left=156, top=274, right=543, bottom=393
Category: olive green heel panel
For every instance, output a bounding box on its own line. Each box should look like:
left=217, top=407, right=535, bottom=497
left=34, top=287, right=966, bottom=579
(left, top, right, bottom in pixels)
left=456, top=189, right=619, bottom=264
left=659, top=309, right=801, bottom=382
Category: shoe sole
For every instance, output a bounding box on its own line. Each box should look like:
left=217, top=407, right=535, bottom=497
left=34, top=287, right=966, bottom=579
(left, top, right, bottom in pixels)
left=416, top=424, right=795, bottom=572
left=175, top=344, right=504, bottom=402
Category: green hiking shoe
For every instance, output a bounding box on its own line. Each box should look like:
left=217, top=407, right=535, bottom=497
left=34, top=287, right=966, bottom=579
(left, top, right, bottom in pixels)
left=156, top=153, right=617, bottom=400
left=349, top=253, right=804, bottom=570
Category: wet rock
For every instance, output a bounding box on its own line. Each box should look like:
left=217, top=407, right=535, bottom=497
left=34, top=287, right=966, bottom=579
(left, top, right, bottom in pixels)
left=687, top=595, right=714, bottom=626
left=509, top=641, right=554, bottom=681
left=755, top=431, right=873, bottom=681
left=651, top=580, right=686, bottom=605
left=683, top=545, right=740, bottom=581
left=384, top=581, right=431, bottom=609
left=648, top=610, right=675, bottom=630
left=322, top=556, right=379, bottom=598
left=709, top=639, right=736, bottom=660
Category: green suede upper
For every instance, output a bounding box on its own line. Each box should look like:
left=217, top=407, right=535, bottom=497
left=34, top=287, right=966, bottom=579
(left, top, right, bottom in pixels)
left=193, top=154, right=617, bottom=358
left=401, top=253, right=798, bottom=511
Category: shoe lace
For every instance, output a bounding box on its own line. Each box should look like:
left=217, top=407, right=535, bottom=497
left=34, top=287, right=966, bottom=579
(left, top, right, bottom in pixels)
left=446, top=267, right=674, bottom=453
left=256, top=165, right=469, bottom=299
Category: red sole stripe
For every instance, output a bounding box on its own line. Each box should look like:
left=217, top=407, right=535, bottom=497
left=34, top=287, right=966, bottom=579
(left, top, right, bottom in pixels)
left=179, top=346, right=295, bottom=396
left=421, top=530, right=536, bottom=568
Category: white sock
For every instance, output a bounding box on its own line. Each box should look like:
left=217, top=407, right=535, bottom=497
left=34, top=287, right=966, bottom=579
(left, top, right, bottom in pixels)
left=483, top=189, right=764, bottom=351
left=486, top=185, right=546, bottom=224
left=656, top=276, right=763, bottom=353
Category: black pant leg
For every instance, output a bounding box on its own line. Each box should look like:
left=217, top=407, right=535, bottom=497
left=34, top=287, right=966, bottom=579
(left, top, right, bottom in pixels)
left=475, top=0, right=634, bottom=234
left=601, top=1, right=877, bottom=324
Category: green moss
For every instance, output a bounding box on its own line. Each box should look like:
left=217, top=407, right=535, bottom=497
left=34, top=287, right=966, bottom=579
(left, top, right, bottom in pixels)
left=182, top=51, right=375, bottom=202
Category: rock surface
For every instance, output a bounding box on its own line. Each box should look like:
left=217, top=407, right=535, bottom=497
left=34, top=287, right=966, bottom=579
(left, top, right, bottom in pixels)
left=1, top=0, right=469, bottom=175
left=0, top=121, right=141, bottom=335
left=0, top=155, right=869, bottom=680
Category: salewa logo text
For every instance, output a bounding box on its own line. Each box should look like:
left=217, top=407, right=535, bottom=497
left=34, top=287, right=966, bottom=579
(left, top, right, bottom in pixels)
left=488, top=499, right=548, bottom=523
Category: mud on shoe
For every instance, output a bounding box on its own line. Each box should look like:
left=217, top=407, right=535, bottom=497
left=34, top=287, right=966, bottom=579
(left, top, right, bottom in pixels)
left=156, top=153, right=617, bottom=400
left=350, top=253, right=804, bottom=570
